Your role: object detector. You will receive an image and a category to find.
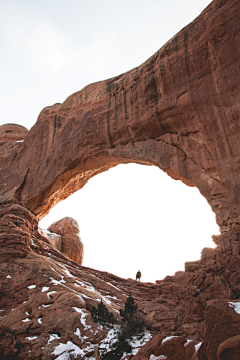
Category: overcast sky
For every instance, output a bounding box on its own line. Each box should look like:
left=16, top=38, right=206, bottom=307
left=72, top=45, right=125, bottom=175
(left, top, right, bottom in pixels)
left=0, top=0, right=218, bottom=282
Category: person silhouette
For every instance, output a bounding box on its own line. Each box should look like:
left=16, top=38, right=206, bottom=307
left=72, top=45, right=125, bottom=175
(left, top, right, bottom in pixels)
left=136, top=270, right=141, bottom=281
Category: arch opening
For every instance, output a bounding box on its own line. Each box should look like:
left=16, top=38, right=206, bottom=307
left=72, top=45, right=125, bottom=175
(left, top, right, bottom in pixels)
left=39, top=163, right=219, bottom=283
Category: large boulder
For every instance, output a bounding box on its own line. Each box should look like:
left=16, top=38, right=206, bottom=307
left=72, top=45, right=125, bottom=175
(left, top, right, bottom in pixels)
left=48, top=217, right=84, bottom=265
left=205, top=299, right=240, bottom=360
left=131, top=334, right=201, bottom=360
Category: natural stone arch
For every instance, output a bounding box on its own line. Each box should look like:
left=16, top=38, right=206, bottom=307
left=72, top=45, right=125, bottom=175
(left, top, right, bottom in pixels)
left=0, top=0, right=240, bottom=244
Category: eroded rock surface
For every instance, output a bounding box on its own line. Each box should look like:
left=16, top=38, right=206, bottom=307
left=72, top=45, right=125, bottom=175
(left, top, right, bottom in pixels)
left=1, top=0, right=240, bottom=358
left=48, top=217, right=84, bottom=265
left=0, top=0, right=240, bottom=241
left=0, top=204, right=240, bottom=359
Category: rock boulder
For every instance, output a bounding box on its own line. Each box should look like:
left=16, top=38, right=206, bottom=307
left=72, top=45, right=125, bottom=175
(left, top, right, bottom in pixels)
left=48, top=217, right=84, bottom=265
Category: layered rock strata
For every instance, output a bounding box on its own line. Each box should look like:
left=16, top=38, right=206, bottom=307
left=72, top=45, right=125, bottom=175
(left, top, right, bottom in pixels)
left=0, top=0, right=240, bottom=358
left=0, top=0, right=240, bottom=242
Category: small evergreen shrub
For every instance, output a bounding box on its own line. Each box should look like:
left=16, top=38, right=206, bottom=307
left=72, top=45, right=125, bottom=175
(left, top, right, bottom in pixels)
left=101, top=335, right=132, bottom=360
left=120, top=293, right=138, bottom=322
left=91, top=300, right=114, bottom=325
left=101, top=294, right=145, bottom=359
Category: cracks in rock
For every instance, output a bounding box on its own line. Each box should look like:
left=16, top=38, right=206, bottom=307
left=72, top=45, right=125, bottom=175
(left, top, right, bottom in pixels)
left=15, top=169, right=29, bottom=203
left=175, top=91, right=187, bottom=104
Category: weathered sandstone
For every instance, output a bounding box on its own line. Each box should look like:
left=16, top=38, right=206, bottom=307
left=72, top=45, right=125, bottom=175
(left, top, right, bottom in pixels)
left=39, top=228, right=62, bottom=251
left=0, top=0, right=240, bottom=358
left=0, top=0, right=240, bottom=242
left=48, top=217, right=84, bottom=265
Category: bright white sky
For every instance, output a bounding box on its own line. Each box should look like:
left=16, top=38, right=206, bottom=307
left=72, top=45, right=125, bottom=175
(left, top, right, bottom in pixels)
left=0, top=0, right=218, bottom=282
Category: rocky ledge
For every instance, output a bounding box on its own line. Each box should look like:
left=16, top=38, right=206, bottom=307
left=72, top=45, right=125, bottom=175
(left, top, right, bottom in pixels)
left=1, top=0, right=240, bottom=358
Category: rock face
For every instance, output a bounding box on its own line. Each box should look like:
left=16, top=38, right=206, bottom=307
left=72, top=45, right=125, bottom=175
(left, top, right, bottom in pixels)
left=48, top=217, right=84, bottom=265
left=0, top=203, right=240, bottom=358
left=131, top=334, right=201, bottom=360
left=39, top=228, right=62, bottom=251
left=1, top=0, right=240, bottom=358
left=205, top=299, right=240, bottom=360
left=0, top=0, right=240, bottom=242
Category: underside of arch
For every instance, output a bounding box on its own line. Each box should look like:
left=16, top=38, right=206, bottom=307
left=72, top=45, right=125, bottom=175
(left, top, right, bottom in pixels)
left=0, top=0, right=240, bottom=241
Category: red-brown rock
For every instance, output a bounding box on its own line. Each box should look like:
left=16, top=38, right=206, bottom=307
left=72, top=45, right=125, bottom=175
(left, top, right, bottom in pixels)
left=48, top=217, right=84, bottom=265
left=0, top=0, right=240, bottom=242
left=39, top=227, right=62, bottom=251
left=204, top=299, right=240, bottom=360
left=1, top=0, right=240, bottom=358
left=131, top=334, right=201, bottom=360
left=217, top=334, right=240, bottom=360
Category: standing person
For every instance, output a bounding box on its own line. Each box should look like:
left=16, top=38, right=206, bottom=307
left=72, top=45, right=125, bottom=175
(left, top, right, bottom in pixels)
left=136, top=270, right=141, bottom=281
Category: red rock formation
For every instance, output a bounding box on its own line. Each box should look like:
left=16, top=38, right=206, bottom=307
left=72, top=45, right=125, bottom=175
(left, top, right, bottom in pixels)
left=0, top=0, right=240, bottom=242
left=48, top=217, right=84, bottom=265
left=205, top=299, right=240, bottom=360
left=39, top=228, right=62, bottom=251
left=1, top=0, right=240, bottom=358
left=131, top=333, right=201, bottom=360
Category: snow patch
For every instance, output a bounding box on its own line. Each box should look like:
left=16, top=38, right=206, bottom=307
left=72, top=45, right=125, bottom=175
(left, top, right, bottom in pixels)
left=129, top=331, right=153, bottom=355
left=6, top=275, right=11, bottom=279
left=161, top=336, right=178, bottom=344
left=42, top=286, right=49, bottom=292
left=48, top=334, right=61, bottom=343
left=74, top=327, right=88, bottom=342
left=60, top=264, right=74, bottom=278
left=72, top=307, right=82, bottom=313
left=184, top=339, right=193, bottom=347
left=26, top=336, right=38, bottom=341
left=195, top=342, right=202, bottom=353
left=229, top=301, right=240, bottom=314
left=99, top=325, right=121, bottom=353
left=52, top=340, right=95, bottom=359
left=72, top=307, right=91, bottom=330
left=38, top=317, right=42, bottom=324
left=150, top=355, right=167, bottom=360
left=47, top=291, right=57, bottom=299
left=22, top=318, right=31, bottom=322
left=27, top=285, right=36, bottom=289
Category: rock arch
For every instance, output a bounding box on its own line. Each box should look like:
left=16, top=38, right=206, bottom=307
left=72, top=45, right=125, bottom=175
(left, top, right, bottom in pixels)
left=1, top=0, right=240, bottom=244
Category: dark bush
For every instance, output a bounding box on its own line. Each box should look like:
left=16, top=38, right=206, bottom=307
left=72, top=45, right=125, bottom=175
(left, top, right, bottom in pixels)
left=120, top=293, right=138, bottom=323
left=101, top=294, right=145, bottom=359
left=91, top=300, right=114, bottom=325
left=101, top=335, right=132, bottom=360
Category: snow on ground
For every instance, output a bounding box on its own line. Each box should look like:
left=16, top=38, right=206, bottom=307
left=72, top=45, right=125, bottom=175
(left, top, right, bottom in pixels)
left=229, top=301, right=240, bottom=314
left=99, top=325, right=121, bottom=353
left=22, top=318, right=31, bottom=322
left=42, top=286, right=49, bottom=292
left=72, top=307, right=91, bottom=330
left=48, top=334, right=61, bottom=343
left=195, top=342, right=202, bottom=352
left=98, top=327, right=153, bottom=358
left=129, top=331, right=153, bottom=355
left=27, top=285, right=36, bottom=289
left=74, top=327, right=88, bottom=342
left=52, top=340, right=95, bottom=360
left=47, top=291, right=57, bottom=299
left=149, top=355, right=167, bottom=360
left=26, top=336, right=38, bottom=341
left=184, top=339, right=193, bottom=347
left=161, top=335, right=178, bottom=344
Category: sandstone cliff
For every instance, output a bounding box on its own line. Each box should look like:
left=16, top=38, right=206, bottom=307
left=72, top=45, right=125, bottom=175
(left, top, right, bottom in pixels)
left=1, top=0, right=240, bottom=358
